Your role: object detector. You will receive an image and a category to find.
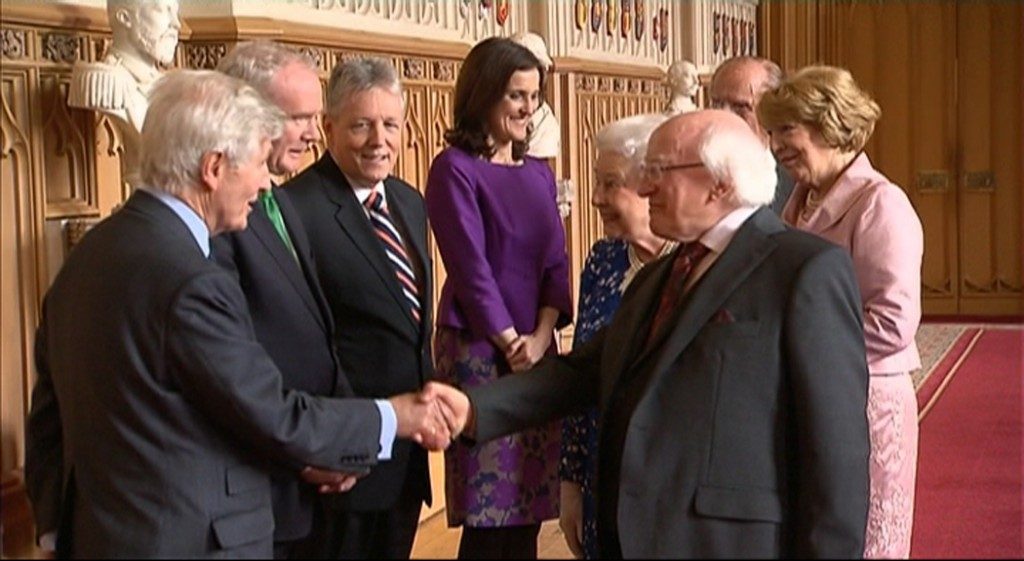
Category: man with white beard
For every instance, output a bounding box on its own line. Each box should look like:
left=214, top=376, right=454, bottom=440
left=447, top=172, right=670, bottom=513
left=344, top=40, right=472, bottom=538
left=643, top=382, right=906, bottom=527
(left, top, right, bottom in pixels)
left=69, top=0, right=182, bottom=136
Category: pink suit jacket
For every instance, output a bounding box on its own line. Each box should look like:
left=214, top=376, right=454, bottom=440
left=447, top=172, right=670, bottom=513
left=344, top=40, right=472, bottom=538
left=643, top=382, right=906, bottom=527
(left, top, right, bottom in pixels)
left=782, top=152, right=923, bottom=374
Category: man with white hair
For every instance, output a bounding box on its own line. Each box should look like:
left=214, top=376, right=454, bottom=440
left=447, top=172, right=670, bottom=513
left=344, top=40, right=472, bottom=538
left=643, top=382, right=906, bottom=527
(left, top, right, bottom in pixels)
left=25, top=70, right=451, bottom=558
left=213, top=40, right=362, bottom=559
left=424, top=109, right=872, bottom=558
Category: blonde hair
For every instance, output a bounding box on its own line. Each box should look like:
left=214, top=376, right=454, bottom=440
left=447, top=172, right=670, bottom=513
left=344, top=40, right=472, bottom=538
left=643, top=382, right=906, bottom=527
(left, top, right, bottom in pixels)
left=758, top=65, right=881, bottom=152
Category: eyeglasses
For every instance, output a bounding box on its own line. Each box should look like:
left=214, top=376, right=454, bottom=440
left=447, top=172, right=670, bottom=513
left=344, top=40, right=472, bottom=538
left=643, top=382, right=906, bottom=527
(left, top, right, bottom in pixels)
left=639, top=161, right=705, bottom=183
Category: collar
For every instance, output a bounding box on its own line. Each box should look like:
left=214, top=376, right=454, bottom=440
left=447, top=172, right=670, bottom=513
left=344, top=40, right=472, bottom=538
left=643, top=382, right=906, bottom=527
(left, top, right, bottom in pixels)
left=698, top=205, right=759, bottom=256
left=140, top=187, right=211, bottom=257
left=344, top=172, right=387, bottom=210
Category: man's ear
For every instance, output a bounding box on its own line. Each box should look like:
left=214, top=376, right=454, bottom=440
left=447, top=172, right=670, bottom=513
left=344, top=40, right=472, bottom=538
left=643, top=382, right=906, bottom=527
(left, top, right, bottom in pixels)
left=200, top=151, right=226, bottom=192
left=708, top=179, right=732, bottom=202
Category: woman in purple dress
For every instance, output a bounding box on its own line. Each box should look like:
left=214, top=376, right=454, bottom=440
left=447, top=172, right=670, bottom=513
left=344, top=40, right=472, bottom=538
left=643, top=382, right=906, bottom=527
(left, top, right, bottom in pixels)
left=425, top=37, right=573, bottom=559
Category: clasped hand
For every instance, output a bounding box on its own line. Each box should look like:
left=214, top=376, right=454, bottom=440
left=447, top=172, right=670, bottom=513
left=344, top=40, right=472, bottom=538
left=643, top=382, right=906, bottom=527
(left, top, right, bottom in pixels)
left=301, top=382, right=471, bottom=494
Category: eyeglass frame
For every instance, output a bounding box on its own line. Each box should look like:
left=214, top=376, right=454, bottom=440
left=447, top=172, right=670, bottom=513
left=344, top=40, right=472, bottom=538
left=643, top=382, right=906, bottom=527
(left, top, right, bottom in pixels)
left=639, top=160, right=705, bottom=183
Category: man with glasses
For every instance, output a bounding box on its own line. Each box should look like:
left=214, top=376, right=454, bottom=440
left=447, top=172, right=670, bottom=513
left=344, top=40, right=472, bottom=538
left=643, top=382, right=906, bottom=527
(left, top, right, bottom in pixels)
left=424, top=109, right=871, bottom=558
left=709, top=56, right=794, bottom=214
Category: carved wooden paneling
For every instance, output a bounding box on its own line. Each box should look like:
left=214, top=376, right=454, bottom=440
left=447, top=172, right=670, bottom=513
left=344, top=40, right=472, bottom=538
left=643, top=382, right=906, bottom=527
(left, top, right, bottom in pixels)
left=40, top=70, right=96, bottom=217
left=1, top=68, right=41, bottom=474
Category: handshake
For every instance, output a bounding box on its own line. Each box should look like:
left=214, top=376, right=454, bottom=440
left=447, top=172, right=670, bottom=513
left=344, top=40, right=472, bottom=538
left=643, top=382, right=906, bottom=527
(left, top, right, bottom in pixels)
left=302, top=381, right=471, bottom=493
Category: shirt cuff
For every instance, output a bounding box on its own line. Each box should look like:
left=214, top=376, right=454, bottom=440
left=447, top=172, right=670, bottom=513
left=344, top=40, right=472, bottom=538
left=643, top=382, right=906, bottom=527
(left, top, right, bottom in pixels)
left=374, top=399, right=397, bottom=461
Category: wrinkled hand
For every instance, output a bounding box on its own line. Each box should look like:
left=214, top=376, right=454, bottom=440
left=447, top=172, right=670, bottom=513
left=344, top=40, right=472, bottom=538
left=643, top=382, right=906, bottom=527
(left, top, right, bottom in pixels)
left=559, top=481, right=585, bottom=558
left=390, top=391, right=451, bottom=450
left=300, top=466, right=365, bottom=494
left=419, top=381, right=472, bottom=441
left=505, top=331, right=549, bottom=372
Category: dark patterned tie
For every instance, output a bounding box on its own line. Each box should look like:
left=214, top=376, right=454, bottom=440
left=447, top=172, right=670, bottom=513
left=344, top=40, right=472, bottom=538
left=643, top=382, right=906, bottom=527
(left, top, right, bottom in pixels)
left=365, top=190, right=422, bottom=324
left=645, top=241, right=710, bottom=347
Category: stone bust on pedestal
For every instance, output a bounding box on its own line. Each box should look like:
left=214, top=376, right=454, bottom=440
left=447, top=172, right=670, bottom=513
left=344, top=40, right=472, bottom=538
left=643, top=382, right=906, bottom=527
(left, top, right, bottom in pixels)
left=665, top=59, right=699, bottom=115
left=69, top=0, right=181, bottom=153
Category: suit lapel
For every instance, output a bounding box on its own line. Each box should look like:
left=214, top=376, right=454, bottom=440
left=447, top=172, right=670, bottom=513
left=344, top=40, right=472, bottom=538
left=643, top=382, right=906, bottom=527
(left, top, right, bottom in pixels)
left=642, top=209, right=780, bottom=378
left=272, top=187, right=330, bottom=331
left=317, top=159, right=420, bottom=335
left=248, top=204, right=326, bottom=330
left=600, top=253, right=674, bottom=406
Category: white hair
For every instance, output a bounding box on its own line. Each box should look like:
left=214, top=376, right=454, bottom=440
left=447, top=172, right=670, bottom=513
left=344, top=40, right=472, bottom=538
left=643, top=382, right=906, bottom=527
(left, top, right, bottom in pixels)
left=595, top=113, right=669, bottom=164
left=326, top=57, right=402, bottom=118
left=699, top=124, right=777, bottom=207
left=216, top=40, right=316, bottom=98
left=139, top=70, right=284, bottom=195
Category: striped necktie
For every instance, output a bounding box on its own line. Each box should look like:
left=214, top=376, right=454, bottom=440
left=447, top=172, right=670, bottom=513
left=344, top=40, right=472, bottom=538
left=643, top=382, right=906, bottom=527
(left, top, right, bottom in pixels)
left=364, top=190, right=422, bottom=324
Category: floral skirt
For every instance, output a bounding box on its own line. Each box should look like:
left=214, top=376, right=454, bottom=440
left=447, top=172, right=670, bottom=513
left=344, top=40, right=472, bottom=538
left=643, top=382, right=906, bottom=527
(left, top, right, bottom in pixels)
left=435, top=326, right=561, bottom=528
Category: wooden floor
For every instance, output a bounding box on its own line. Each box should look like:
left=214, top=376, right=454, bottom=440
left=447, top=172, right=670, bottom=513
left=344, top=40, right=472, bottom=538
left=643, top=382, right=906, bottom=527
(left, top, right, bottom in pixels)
left=411, top=511, right=575, bottom=559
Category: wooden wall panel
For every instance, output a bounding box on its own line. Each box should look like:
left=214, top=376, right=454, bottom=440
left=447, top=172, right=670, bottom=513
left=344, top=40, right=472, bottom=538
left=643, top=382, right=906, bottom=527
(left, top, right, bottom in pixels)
left=957, top=1, right=1022, bottom=314
left=1, top=67, right=41, bottom=476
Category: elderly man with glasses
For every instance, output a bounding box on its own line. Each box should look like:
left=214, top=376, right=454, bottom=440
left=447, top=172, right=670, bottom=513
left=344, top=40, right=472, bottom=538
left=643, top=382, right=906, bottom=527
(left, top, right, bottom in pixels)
left=423, top=109, right=872, bottom=559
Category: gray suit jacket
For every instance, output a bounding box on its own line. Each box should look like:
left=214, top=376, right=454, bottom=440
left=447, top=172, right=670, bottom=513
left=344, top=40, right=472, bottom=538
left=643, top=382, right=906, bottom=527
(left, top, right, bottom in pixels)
left=469, top=208, right=870, bottom=558
left=25, top=190, right=383, bottom=558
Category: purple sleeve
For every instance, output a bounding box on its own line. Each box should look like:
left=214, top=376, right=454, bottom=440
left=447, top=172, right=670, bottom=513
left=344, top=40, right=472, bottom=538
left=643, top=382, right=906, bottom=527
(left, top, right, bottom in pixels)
left=425, top=154, right=515, bottom=339
left=537, top=165, right=573, bottom=329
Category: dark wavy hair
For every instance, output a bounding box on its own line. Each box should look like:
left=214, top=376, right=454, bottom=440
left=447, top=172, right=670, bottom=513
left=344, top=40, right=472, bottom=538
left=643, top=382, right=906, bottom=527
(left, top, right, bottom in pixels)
left=444, top=37, right=546, bottom=161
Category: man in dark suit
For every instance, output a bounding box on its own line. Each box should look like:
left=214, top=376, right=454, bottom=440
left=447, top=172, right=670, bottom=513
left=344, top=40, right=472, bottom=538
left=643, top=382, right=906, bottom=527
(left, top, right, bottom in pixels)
left=24, top=70, right=450, bottom=559
left=213, top=41, right=357, bottom=559
left=709, top=56, right=795, bottom=215
left=428, top=110, right=871, bottom=558
left=285, top=57, right=434, bottom=559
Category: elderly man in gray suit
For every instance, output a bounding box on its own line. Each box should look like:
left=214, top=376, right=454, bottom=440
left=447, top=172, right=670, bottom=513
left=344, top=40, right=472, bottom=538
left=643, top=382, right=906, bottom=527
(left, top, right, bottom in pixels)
left=25, top=70, right=450, bottom=558
left=427, top=110, right=871, bottom=558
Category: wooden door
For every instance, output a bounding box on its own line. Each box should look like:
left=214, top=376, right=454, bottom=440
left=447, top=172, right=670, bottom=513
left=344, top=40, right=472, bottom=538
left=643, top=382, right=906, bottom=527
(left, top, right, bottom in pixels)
left=828, top=1, right=1022, bottom=316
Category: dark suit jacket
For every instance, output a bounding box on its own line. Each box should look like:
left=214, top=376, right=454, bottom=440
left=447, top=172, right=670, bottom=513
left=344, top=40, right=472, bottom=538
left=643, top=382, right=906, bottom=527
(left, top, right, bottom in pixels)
left=285, top=154, right=433, bottom=511
left=770, top=164, right=796, bottom=216
left=24, top=190, right=383, bottom=558
left=469, top=208, right=870, bottom=558
left=212, top=186, right=354, bottom=542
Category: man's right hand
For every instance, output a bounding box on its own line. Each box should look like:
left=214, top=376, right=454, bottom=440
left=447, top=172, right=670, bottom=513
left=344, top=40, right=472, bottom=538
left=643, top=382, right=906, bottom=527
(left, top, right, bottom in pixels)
left=300, top=466, right=365, bottom=494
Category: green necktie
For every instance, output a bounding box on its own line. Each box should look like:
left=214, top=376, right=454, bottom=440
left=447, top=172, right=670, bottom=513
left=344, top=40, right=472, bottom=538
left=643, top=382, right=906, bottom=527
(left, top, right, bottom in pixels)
left=259, top=190, right=298, bottom=262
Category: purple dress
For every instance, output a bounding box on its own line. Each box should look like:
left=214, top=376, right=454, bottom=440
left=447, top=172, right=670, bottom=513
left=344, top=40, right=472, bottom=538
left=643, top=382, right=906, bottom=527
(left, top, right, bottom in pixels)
left=425, top=146, right=573, bottom=528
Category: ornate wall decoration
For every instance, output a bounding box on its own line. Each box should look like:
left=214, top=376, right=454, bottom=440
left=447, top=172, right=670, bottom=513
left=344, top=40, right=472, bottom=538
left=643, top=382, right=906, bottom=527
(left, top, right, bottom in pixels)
left=185, top=43, right=227, bottom=70
left=403, top=59, right=426, bottom=80
left=280, top=0, right=526, bottom=43
left=40, top=72, right=95, bottom=216
left=432, top=60, right=456, bottom=82
left=1, top=29, right=28, bottom=59
left=703, top=2, right=757, bottom=66
left=42, top=33, right=80, bottom=64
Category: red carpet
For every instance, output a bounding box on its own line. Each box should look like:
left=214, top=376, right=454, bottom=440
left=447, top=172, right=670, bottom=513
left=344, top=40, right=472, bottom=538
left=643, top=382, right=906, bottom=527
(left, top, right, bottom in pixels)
left=911, top=327, right=1023, bottom=558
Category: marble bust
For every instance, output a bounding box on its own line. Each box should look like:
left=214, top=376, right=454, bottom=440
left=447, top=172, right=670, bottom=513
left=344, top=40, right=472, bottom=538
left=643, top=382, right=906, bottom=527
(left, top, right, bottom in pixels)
left=69, top=0, right=181, bottom=139
left=511, top=31, right=561, bottom=160
left=665, top=59, right=699, bottom=115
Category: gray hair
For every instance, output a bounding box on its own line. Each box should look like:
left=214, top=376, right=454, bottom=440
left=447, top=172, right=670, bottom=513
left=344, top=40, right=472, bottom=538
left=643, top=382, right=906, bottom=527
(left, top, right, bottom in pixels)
left=139, top=70, right=284, bottom=195
left=216, top=40, right=316, bottom=98
left=326, top=57, right=402, bottom=118
left=699, top=123, right=777, bottom=207
left=712, top=56, right=783, bottom=94
left=595, top=113, right=669, bottom=165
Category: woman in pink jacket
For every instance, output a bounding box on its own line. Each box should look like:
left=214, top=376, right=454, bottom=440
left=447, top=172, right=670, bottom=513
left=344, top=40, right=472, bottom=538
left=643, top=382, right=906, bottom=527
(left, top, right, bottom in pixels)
left=759, top=65, right=924, bottom=559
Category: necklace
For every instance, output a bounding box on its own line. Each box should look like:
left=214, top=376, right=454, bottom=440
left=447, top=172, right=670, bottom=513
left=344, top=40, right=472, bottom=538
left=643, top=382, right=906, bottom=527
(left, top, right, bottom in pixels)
left=623, top=239, right=678, bottom=291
